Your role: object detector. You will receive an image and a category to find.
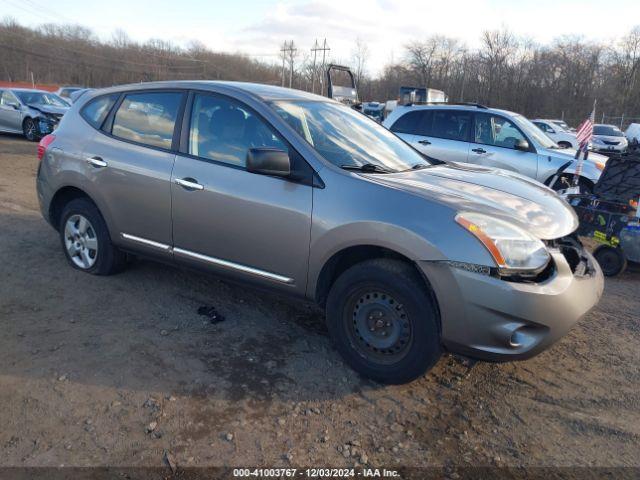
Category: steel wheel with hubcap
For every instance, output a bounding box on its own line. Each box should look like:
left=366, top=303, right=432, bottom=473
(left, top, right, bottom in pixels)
left=64, top=214, right=98, bottom=269
left=23, top=118, right=37, bottom=142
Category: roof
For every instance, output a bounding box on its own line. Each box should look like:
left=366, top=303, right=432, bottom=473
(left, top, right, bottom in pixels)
left=95, top=80, right=331, bottom=103
left=4, top=88, right=51, bottom=94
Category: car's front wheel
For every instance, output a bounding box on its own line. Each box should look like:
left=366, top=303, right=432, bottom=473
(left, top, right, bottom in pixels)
left=23, top=118, right=38, bottom=142
left=326, top=259, right=441, bottom=384
left=59, top=198, right=127, bottom=275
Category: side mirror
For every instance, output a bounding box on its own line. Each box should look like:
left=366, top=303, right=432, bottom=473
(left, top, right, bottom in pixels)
left=247, top=148, right=290, bottom=177
left=514, top=139, right=530, bottom=151
left=5, top=102, right=19, bottom=110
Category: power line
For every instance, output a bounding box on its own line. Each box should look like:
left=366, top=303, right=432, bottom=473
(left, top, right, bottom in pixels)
left=311, top=38, right=330, bottom=94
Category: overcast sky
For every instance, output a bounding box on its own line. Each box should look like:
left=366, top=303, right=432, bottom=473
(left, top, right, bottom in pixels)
left=4, top=0, right=640, bottom=74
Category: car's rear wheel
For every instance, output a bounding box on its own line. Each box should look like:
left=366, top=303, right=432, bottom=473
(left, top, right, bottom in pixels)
left=557, top=141, right=572, bottom=149
left=593, top=245, right=627, bottom=276
left=59, top=198, right=127, bottom=275
left=326, top=259, right=441, bottom=384
left=23, top=118, right=38, bottom=142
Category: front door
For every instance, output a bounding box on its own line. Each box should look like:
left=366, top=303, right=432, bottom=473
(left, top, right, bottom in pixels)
left=467, top=112, right=538, bottom=179
left=171, top=92, right=313, bottom=293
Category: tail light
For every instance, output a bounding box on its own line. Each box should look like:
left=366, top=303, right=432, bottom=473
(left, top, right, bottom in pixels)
left=37, top=134, right=56, bottom=160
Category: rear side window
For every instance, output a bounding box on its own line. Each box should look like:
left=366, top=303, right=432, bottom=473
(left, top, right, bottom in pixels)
left=432, top=110, right=471, bottom=141
left=188, top=93, right=287, bottom=168
left=390, top=110, right=433, bottom=136
left=111, top=92, right=182, bottom=149
left=80, top=94, right=119, bottom=129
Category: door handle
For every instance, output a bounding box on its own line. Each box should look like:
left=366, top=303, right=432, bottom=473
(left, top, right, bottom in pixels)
left=418, top=139, right=431, bottom=145
left=86, top=156, right=107, bottom=168
left=471, top=148, right=486, bottom=154
left=175, top=178, right=204, bottom=191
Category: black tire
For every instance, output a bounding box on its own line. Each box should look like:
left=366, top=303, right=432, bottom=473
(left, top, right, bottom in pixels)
left=593, top=245, right=627, bottom=277
left=326, top=259, right=441, bottom=384
left=23, top=118, right=38, bottom=142
left=59, top=198, right=127, bottom=275
left=557, top=141, right=572, bottom=149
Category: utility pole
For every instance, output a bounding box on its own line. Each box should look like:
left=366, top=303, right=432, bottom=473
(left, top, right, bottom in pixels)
left=310, top=39, right=319, bottom=94
left=312, top=38, right=330, bottom=96
left=280, top=40, right=297, bottom=88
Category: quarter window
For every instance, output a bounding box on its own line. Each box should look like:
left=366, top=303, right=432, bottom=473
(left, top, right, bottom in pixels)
left=474, top=113, right=527, bottom=149
left=188, top=93, right=287, bottom=167
left=432, top=110, right=471, bottom=141
left=81, top=94, right=119, bottom=129
left=111, top=92, right=182, bottom=149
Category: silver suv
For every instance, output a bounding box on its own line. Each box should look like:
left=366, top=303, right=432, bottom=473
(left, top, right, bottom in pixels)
left=36, top=82, right=604, bottom=384
left=383, top=103, right=608, bottom=191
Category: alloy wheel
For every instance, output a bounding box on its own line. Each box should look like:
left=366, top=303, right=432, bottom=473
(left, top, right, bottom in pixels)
left=64, top=214, right=98, bottom=269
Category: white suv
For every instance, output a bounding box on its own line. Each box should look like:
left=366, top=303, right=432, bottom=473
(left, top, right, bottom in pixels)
left=532, top=119, right=580, bottom=149
left=383, top=103, right=607, bottom=190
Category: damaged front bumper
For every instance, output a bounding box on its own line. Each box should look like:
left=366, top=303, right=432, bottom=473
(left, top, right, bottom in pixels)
left=420, top=238, right=604, bottom=361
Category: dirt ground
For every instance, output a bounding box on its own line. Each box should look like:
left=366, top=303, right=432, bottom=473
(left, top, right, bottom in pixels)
left=1, top=135, right=639, bottom=475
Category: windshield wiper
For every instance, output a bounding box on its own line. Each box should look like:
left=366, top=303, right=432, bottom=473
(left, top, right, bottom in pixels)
left=340, top=163, right=395, bottom=174
left=410, top=163, right=430, bottom=170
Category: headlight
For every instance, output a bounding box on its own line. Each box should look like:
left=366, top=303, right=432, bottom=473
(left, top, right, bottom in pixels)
left=455, top=212, right=550, bottom=272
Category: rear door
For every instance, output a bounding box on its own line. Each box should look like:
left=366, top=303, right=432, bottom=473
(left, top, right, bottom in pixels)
left=82, top=90, right=185, bottom=255
left=170, top=91, right=313, bottom=294
left=427, top=109, right=472, bottom=163
left=467, top=112, right=538, bottom=179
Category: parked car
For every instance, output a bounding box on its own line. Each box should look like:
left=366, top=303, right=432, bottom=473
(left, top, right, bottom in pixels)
left=549, top=119, right=575, bottom=132
left=624, top=122, right=640, bottom=147
left=56, top=86, right=84, bottom=100
left=69, top=88, right=94, bottom=103
left=0, top=88, right=70, bottom=141
left=362, top=102, right=385, bottom=122
left=36, top=81, right=604, bottom=384
left=591, top=124, right=628, bottom=154
left=383, top=104, right=608, bottom=191
left=532, top=118, right=580, bottom=149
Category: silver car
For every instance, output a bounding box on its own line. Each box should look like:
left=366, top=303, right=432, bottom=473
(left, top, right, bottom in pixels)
left=36, top=81, right=603, bottom=384
left=0, top=88, right=70, bottom=141
left=592, top=124, right=628, bottom=154
left=383, top=104, right=608, bottom=191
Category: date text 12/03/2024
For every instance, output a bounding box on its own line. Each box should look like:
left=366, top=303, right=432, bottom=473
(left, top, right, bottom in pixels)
left=233, top=468, right=401, bottom=478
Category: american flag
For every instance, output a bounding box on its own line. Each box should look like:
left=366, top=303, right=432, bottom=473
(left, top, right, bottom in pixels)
left=575, top=108, right=595, bottom=151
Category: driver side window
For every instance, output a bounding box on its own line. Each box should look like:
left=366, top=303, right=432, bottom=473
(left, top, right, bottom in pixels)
left=188, top=93, right=287, bottom=168
left=474, top=113, right=527, bottom=150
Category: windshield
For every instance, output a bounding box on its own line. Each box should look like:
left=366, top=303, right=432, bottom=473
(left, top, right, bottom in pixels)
left=271, top=101, right=430, bottom=172
left=14, top=91, right=70, bottom=108
left=552, top=120, right=570, bottom=131
left=594, top=125, right=624, bottom=137
left=512, top=114, right=558, bottom=149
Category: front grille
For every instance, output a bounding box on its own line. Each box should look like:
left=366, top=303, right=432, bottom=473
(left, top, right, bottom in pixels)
left=603, top=140, right=620, bottom=146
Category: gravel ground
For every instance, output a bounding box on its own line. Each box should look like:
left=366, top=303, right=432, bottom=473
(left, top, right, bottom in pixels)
left=1, top=135, right=639, bottom=475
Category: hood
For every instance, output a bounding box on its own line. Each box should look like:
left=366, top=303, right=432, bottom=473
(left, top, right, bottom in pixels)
left=593, top=135, right=627, bottom=143
left=543, top=146, right=608, bottom=164
left=366, top=162, right=578, bottom=240
left=27, top=104, right=69, bottom=116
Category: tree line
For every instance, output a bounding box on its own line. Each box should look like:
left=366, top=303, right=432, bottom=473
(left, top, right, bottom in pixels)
left=1, top=18, right=639, bottom=127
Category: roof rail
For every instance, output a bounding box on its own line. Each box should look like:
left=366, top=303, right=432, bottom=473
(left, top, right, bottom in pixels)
left=404, top=101, right=488, bottom=109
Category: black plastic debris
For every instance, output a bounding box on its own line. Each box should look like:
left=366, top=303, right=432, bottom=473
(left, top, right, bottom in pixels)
left=197, top=305, right=225, bottom=324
